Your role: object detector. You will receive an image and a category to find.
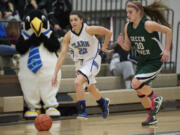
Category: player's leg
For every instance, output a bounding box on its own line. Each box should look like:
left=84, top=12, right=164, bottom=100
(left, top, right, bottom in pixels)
left=132, top=66, right=163, bottom=115
left=87, top=84, right=110, bottom=119
left=87, top=54, right=110, bottom=118
left=74, top=72, right=88, bottom=119
left=132, top=63, right=163, bottom=126
left=132, top=78, right=158, bottom=126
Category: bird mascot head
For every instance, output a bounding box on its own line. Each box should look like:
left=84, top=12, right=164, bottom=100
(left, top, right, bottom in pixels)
left=24, top=10, right=48, bottom=38
left=16, top=10, right=60, bottom=55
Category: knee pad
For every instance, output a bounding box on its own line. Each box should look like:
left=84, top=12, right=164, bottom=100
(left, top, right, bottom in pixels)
left=134, top=83, right=145, bottom=91
left=147, top=91, right=153, bottom=97
left=137, top=94, right=146, bottom=98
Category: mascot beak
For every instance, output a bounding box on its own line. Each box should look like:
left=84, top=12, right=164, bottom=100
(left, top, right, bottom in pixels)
left=30, top=17, right=43, bottom=37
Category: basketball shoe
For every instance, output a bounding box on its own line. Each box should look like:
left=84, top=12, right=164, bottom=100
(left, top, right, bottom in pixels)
left=142, top=115, right=158, bottom=126
left=77, top=102, right=88, bottom=120
left=98, top=98, right=110, bottom=119
left=77, top=112, right=88, bottom=120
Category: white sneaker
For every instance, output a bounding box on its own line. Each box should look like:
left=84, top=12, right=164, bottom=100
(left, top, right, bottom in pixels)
left=24, top=109, right=41, bottom=118
left=46, top=107, right=61, bottom=117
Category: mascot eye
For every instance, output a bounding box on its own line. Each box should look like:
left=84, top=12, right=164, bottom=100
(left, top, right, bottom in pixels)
left=41, top=15, right=46, bottom=21
left=26, top=16, right=30, bottom=22
left=25, top=16, right=31, bottom=30
left=41, top=15, right=48, bottom=29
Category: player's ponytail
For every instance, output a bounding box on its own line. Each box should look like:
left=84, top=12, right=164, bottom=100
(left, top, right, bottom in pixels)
left=127, top=1, right=170, bottom=28
left=143, top=1, right=170, bottom=27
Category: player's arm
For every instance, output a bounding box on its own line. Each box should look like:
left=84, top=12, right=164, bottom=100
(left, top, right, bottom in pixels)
left=145, top=21, right=172, bottom=62
left=54, top=31, right=70, bottom=74
left=145, top=21, right=172, bottom=52
left=117, top=23, right=132, bottom=51
left=86, top=26, right=112, bottom=53
left=52, top=31, right=70, bottom=86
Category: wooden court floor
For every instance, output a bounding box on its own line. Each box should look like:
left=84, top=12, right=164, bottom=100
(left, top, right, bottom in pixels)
left=0, top=110, right=180, bottom=135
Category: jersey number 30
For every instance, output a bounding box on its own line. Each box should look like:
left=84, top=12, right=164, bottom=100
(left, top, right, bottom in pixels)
left=135, top=42, right=144, bottom=50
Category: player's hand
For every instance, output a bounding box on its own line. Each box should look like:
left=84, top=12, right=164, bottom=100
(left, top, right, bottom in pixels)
left=101, top=46, right=113, bottom=53
left=52, top=73, right=58, bottom=87
left=160, top=49, right=170, bottom=62
left=117, top=33, right=124, bottom=45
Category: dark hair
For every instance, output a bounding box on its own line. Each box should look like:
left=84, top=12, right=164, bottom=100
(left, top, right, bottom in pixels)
left=70, top=11, right=84, bottom=21
left=127, top=1, right=170, bottom=28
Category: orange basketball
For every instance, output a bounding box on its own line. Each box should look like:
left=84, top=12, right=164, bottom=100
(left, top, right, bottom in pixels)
left=34, top=114, right=52, bottom=131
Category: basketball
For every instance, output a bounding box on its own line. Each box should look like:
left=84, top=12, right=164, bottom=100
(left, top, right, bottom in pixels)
left=34, top=114, right=52, bottom=131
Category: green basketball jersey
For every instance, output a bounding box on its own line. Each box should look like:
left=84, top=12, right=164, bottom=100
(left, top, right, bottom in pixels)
left=127, top=16, right=162, bottom=64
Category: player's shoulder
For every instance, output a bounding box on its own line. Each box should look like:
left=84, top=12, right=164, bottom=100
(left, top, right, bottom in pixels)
left=144, top=20, right=159, bottom=32
left=85, top=25, right=96, bottom=36
left=85, top=24, right=92, bottom=32
left=125, top=22, right=130, bottom=27
left=125, top=22, right=130, bottom=31
left=144, top=20, right=157, bottom=27
left=64, top=31, right=71, bottom=41
left=65, top=31, right=71, bottom=37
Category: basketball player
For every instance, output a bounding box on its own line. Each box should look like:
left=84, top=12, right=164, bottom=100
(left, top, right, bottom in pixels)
left=52, top=11, right=112, bottom=119
left=117, top=1, right=172, bottom=126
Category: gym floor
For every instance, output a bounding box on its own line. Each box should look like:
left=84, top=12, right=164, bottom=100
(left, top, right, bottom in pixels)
left=0, top=110, right=180, bottom=135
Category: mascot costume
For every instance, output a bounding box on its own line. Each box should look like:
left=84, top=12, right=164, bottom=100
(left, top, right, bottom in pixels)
left=16, top=10, right=61, bottom=118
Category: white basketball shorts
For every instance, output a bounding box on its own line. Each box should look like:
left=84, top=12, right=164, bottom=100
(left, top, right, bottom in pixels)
left=75, top=54, right=101, bottom=87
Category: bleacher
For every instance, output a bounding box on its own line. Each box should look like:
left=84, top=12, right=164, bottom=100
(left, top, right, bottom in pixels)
left=0, top=53, right=180, bottom=122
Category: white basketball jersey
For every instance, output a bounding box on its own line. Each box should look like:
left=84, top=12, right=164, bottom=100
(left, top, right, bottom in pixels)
left=69, top=23, right=101, bottom=61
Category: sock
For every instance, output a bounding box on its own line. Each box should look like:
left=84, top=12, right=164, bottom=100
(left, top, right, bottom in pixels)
left=148, top=91, right=156, bottom=110
left=77, top=100, right=86, bottom=114
left=145, top=108, right=152, bottom=121
left=146, top=108, right=151, bottom=114
left=148, top=91, right=157, bottom=100
left=96, top=97, right=105, bottom=106
left=78, top=100, right=86, bottom=104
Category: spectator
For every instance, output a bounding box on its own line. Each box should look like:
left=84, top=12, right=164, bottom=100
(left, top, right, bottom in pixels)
left=0, top=11, right=17, bottom=75
left=0, top=0, right=20, bottom=22
left=109, top=42, right=136, bottom=89
left=13, top=0, right=26, bottom=20
left=0, top=11, right=17, bottom=55
left=24, top=0, right=38, bottom=17
left=49, top=0, right=72, bottom=37
left=6, top=19, right=20, bottom=45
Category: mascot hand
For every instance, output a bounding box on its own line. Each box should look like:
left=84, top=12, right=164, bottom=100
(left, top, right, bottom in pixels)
left=27, top=33, right=48, bottom=47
